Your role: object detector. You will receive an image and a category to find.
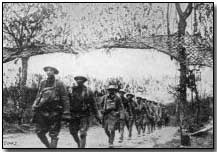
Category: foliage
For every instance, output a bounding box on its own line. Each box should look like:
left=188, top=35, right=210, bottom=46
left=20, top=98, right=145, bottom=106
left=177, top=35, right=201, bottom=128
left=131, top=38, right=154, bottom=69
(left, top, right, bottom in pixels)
left=3, top=3, right=213, bottom=67
left=3, top=3, right=62, bottom=48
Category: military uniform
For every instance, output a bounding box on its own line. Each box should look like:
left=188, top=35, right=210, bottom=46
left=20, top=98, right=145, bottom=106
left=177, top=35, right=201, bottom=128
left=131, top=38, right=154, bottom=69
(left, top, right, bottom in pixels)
left=134, top=97, right=144, bottom=136
left=68, top=77, right=100, bottom=148
left=118, top=90, right=132, bottom=142
left=141, top=99, right=151, bottom=134
left=32, top=76, right=70, bottom=148
left=101, top=85, right=123, bottom=147
left=125, top=93, right=137, bottom=139
left=156, top=103, right=163, bottom=129
left=148, top=101, right=157, bottom=133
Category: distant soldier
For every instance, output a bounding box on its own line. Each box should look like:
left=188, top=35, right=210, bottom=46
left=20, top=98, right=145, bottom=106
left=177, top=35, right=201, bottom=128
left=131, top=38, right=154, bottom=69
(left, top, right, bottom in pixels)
left=156, top=103, right=163, bottom=129
left=162, top=108, right=170, bottom=127
left=101, top=85, right=123, bottom=147
left=68, top=76, right=102, bottom=148
left=149, top=101, right=157, bottom=132
left=145, top=100, right=155, bottom=133
left=141, top=98, right=151, bottom=135
left=152, top=101, right=161, bottom=130
left=134, top=96, right=144, bottom=136
left=117, top=89, right=131, bottom=143
left=125, top=93, right=137, bottom=139
left=32, top=66, right=71, bottom=148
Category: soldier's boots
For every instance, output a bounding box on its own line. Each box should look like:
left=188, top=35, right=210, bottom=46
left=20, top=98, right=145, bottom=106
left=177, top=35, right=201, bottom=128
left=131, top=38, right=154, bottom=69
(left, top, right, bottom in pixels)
left=128, top=128, right=132, bottom=139
left=50, top=137, right=58, bottom=148
left=109, top=137, right=114, bottom=148
left=37, top=133, right=50, bottom=148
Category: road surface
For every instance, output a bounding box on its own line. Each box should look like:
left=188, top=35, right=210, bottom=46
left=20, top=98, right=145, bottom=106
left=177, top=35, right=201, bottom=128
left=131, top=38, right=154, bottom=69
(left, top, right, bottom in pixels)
left=3, top=126, right=178, bottom=148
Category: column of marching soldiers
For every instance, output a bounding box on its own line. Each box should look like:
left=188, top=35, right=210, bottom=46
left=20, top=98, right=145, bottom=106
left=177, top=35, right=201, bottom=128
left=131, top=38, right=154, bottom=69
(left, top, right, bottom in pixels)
left=31, top=66, right=170, bottom=148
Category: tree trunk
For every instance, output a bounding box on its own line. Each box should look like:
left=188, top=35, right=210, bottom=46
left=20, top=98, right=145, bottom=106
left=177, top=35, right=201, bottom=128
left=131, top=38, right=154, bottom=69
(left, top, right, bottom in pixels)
left=175, top=3, right=193, bottom=145
left=177, top=14, right=188, bottom=140
left=167, top=3, right=172, bottom=57
left=21, top=57, right=29, bottom=87
left=19, top=57, right=29, bottom=124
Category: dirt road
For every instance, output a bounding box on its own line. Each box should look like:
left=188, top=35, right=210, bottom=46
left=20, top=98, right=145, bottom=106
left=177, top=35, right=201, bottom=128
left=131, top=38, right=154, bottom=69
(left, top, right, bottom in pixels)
left=3, top=126, right=178, bottom=148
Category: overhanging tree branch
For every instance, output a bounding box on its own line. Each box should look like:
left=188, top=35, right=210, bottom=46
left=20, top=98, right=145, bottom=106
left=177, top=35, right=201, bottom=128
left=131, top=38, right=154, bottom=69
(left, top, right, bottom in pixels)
left=175, top=3, right=183, bottom=18
left=92, top=39, right=180, bottom=61
left=3, top=44, right=78, bottom=63
left=183, top=3, right=193, bottom=19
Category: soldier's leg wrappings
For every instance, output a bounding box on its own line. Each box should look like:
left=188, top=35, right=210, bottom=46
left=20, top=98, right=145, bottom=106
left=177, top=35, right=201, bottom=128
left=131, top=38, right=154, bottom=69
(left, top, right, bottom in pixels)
left=119, top=120, right=125, bottom=141
left=104, top=125, right=111, bottom=145
left=79, top=117, right=89, bottom=148
left=69, top=119, right=80, bottom=148
left=143, top=123, right=146, bottom=134
left=50, top=137, right=58, bottom=148
left=49, top=115, right=61, bottom=148
left=128, top=119, right=133, bottom=138
left=36, top=131, right=50, bottom=148
left=105, top=126, right=110, bottom=137
left=35, top=114, right=50, bottom=148
left=80, top=131, right=87, bottom=148
left=109, top=130, right=115, bottom=145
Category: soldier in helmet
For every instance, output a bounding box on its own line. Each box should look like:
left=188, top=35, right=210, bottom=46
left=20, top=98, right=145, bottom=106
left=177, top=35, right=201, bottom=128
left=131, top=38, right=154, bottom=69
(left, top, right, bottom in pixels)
left=134, top=96, right=144, bottom=136
left=145, top=99, right=154, bottom=134
left=68, top=76, right=102, bottom=148
left=32, top=66, right=71, bottom=148
left=141, top=98, right=151, bottom=135
left=125, top=93, right=137, bottom=139
left=101, top=84, right=123, bottom=147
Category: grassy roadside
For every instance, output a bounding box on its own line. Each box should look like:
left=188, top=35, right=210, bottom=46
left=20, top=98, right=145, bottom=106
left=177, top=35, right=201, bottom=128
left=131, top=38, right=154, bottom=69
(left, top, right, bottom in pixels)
left=153, top=130, right=213, bottom=148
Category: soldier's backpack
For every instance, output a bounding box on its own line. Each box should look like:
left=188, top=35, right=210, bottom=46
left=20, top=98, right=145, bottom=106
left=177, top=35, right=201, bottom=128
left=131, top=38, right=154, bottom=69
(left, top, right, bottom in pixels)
left=34, top=80, right=59, bottom=109
left=103, top=95, right=117, bottom=111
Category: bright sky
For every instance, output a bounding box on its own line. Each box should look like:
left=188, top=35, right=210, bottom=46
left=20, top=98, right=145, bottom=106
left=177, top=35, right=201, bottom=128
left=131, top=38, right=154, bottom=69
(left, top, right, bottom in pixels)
left=3, top=48, right=213, bottom=103
left=26, top=48, right=179, bottom=81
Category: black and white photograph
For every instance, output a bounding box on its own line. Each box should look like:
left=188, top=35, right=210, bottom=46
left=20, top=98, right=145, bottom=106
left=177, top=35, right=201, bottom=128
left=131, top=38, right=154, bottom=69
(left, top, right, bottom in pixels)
left=2, top=2, right=214, bottom=149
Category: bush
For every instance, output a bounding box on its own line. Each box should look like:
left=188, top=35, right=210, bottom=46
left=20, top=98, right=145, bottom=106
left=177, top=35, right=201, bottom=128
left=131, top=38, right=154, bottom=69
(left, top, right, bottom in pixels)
left=3, top=86, right=37, bottom=125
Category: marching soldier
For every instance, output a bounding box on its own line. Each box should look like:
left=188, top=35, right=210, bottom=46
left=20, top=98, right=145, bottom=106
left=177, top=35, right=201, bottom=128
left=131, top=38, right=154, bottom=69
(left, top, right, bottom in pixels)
left=32, top=66, right=71, bottom=148
left=141, top=98, right=150, bottom=135
left=145, top=100, right=154, bottom=134
left=162, top=108, right=170, bottom=127
left=125, top=93, right=137, bottom=139
left=152, top=101, right=160, bottom=131
left=101, top=85, right=123, bottom=147
left=149, top=100, right=157, bottom=133
left=156, top=102, right=163, bottom=129
left=68, top=76, right=102, bottom=148
left=118, top=89, right=131, bottom=143
left=134, top=96, right=144, bottom=136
